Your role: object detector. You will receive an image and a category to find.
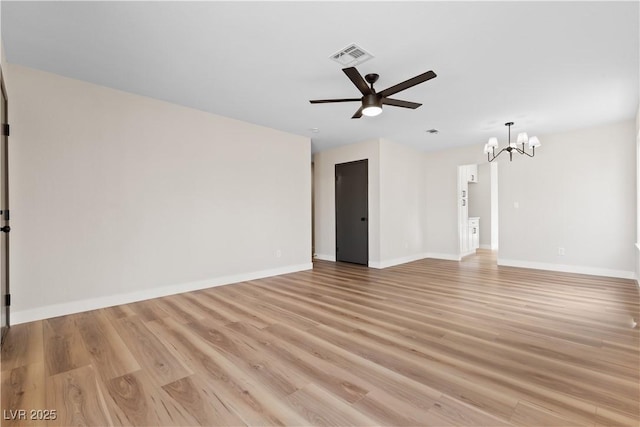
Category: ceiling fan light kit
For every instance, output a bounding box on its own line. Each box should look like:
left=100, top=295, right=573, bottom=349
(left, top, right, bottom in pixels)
left=484, top=122, right=541, bottom=162
left=310, top=66, right=437, bottom=119
left=362, top=93, right=382, bottom=117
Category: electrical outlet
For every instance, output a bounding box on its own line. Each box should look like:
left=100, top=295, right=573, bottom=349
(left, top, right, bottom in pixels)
left=558, top=247, right=565, bottom=256
left=276, top=249, right=282, bottom=258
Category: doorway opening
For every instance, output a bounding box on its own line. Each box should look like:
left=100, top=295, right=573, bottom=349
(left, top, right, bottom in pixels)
left=459, top=162, right=499, bottom=260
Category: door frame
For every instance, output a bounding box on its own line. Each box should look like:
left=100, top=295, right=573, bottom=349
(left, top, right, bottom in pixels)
left=334, top=159, right=369, bottom=265
left=1, top=67, right=9, bottom=345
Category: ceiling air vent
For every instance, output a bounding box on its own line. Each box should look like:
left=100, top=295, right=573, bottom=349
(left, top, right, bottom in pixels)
left=426, top=129, right=439, bottom=134
left=330, top=43, right=374, bottom=67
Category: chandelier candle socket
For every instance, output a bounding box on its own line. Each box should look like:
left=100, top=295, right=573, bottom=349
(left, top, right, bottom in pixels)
left=484, top=122, right=541, bottom=162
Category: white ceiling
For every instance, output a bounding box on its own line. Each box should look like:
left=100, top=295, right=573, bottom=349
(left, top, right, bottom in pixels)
left=2, top=1, right=638, bottom=153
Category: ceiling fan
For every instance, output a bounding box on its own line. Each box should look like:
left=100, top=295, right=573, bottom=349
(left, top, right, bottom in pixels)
left=310, top=67, right=437, bottom=119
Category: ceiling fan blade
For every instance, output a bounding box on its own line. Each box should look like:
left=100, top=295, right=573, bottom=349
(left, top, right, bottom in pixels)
left=351, top=105, right=364, bottom=119
left=309, top=98, right=361, bottom=104
left=381, top=98, right=422, bottom=109
left=343, top=67, right=373, bottom=96
left=378, top=70, right=437, bottom=98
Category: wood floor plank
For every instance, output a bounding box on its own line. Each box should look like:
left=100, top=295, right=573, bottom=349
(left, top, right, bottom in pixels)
left=308, top=323, right=521, bottom=421
left=0, top=250, right=637, bottom=426
left=351, top=387, right=441, bottom=426
left=1, top=362, right=46, bottom=427
left=1, top=322, right=43, bottom=372
left=431, top=394, right=515, bottom=426
left=42, top=317, right=91, bottom=377
left=145, top=317, right=305, bottom=426
left=102, top=304, right=137, bottom=322
left=221, top=285, right=322, bottom=330
left=124, top=299, right=171, bottom=323
left=161, top=375, right=247, bottom=427
left=262, top=325, right=442, bottom=411
left=187, top=318, right=309, bottom=397
left=510, top=400, right=587, bottom=427
left=75, top=310, right=141, bottom=381
left=225, top=321, right=372, bottom=405
left=285, top=383, right=377, bottom=426
left=105, top=369, right=200, bottom=426
left=46, top=365, right=113, bottom=427
left=110, top=314, right=192, bottom=387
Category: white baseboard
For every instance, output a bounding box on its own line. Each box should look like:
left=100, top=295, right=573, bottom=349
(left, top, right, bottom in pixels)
left=497, top=258, right=636, bottom=280
left=11, top=263, right=313, bottom=325
left=314, top=253, right=336, bottom=262
left=460, top=250, right=477, bottom=258
left=369, top=253, right=429, bottom=269
left=480, top=244, right=492, bottom=250
left=425, top=252, right=462, bottom=261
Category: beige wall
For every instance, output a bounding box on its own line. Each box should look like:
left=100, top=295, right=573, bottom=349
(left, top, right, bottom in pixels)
left=497, top=120, right=636, bottom=278
left=7, top=64, right=312, bottom=323
left=378, top=138, right=427, bottom=267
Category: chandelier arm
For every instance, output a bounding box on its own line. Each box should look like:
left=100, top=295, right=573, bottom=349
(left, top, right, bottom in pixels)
left=513, top=145, right=537, bottom=158
left=517, top=145, right=535, bottom=157
left=488, top=147, right=511, bottom=162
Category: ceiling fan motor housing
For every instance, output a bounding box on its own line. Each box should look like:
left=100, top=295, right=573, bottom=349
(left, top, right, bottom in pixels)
left=363, top=93, right=382, bottom=108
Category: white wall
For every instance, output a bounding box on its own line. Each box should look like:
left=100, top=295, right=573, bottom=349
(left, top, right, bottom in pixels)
left=498, top=120, right=636, bottom=278
left=635, top=106, right=639, bottom=284
left=490, top=162, right=499, bottom=250
left=377, top=138, right=426, bottom=268
left=313, top=139, right=380, bottom=264
left=468, top=162, right=491, bottom=248
left=7, top=64, right=312, bottom=323
left=424, top=145, right=486, bottom=259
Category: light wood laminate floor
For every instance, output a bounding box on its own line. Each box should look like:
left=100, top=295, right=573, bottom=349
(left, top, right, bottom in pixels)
left=2, top=250, right=639, bottom=426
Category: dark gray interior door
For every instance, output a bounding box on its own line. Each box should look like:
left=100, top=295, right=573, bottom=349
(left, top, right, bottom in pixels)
left=335, top=159, right=368, bottom=265
left=1, top=69, right=9, bottom=346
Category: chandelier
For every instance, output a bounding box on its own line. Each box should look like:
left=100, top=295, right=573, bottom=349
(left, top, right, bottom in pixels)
left=484, top=122, right=541, bottom=162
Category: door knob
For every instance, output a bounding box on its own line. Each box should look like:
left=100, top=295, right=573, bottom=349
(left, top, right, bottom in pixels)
left=361, top=217, right=367, bottom=221
left=0, top=226, right=10, bottom=233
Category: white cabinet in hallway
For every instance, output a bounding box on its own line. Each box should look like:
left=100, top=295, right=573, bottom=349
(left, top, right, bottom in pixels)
left=469, top=217, right=480, bottom=250
left=466, top=164, right=478, bottom=183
